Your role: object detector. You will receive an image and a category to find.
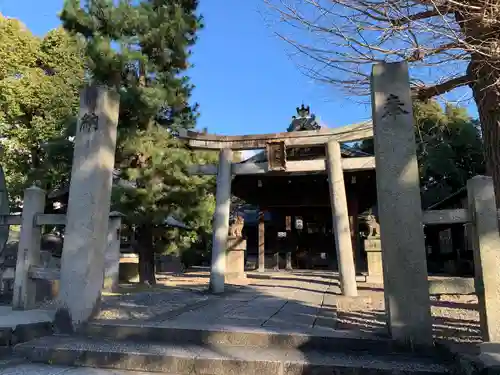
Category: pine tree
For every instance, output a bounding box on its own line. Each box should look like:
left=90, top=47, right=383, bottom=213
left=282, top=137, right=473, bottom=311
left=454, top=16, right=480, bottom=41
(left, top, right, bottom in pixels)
left=60, top=0, right=211, bottom=284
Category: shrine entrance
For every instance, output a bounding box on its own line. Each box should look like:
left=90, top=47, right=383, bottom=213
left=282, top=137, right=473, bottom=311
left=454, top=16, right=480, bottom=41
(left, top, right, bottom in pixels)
left=231, top=166, right=376, bottom=272
left=178, top=105, right=376, bottom=297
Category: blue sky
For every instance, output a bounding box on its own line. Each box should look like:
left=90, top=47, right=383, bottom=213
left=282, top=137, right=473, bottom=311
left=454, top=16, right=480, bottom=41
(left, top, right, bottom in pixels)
left=0, top=0, right=475, bottom=145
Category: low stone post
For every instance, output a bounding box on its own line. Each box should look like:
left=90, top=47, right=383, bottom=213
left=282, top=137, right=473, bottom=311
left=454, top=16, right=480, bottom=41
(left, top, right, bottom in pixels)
left=365, top=237, right=383, bottom=284
left=286, top=252, right=293, bottom=271
left=210, top=148, right=232, bottom=294
left=258, top=211, right=265, bottom=272
left=58, top=85, right=120, bottom=327
left=103, top=212, right=123, bottom=293
left=225, top=237, right=246, bottom=283
left=273, top=252, right=280, bottom=271
left=326, top=140, right=358, bottom=297
left=467, top=176, right=500, bottom=342
left=12, top=186, right=46, bottom=310
left=372, top=61, right=432, bottom=346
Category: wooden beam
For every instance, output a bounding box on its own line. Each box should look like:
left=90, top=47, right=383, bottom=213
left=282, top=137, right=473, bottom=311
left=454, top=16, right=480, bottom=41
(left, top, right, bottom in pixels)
left=422, top=209, right=469, bottom=225
left=189, top=157, right=375, bottom=175
left=178, top=121, right=373, bottom=150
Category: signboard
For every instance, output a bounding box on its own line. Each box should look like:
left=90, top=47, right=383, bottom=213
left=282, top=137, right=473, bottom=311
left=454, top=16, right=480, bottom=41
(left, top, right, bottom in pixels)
left=277, top=231, right=287, bottom=238
left=295, top=218, right=303, bottom=230
left=266, top=140, right=287, bottom=171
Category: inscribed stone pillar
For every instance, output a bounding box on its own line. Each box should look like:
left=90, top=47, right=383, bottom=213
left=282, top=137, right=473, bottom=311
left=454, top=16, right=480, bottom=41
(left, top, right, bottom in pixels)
left=371, top=61, right=432, bottom=346
left=12, top=186, right=46, bottom=310
left=210, top=148, right=232, bottom=294
left=103, top=212, right=123, bottom=293
left=467, top=176, right=500, bottom=342
left=58, top=85, right=120, bottom=326
left=258, top=211, right=265, bottom=272
left=225, top=237, right=246, bottom=283
left=326, top=140, right=358, bottom=297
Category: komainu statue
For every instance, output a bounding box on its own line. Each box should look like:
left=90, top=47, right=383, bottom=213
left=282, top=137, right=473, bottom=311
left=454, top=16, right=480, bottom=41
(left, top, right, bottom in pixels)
left=229, top=215, right=244, bottom=237
left=365, top=213, right=380, bottom=238
left=360, top=207, right=380, bottom=238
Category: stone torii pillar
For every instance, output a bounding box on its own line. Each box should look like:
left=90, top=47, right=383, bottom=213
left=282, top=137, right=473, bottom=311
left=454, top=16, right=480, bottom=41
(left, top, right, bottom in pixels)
left=325, top=140, right=358, bottom=297
left=210, top=148, right=233, bottom=294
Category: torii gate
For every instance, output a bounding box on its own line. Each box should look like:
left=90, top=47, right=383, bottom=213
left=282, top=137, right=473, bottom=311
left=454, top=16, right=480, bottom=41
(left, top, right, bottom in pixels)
left=179, top=61, right=438, bottom=348
left=177, top=121, right=375, bottom=296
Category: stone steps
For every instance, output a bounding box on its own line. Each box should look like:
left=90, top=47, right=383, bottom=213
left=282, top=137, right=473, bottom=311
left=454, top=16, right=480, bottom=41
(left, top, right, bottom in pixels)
left=14, top=335, right=451, bottom=375
left=82, top=320, right=424, bottom=355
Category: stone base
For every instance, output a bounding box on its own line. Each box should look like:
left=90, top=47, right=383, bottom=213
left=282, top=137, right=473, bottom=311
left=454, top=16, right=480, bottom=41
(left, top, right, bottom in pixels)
left=225, top=273, right=248, bottom=284
left=335, top=296, right=373, bottom=310
left=365, top=275, right=384, bottom=284
left=226, top=237, right=247, bottom=282
left=365, top=238, right=383, bottom=284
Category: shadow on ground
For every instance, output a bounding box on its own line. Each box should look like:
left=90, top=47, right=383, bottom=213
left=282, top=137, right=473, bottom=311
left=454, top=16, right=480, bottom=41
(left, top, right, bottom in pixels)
left=10, top=269, right=480, bottom=374
left=97, top=269, right=482, bottom=346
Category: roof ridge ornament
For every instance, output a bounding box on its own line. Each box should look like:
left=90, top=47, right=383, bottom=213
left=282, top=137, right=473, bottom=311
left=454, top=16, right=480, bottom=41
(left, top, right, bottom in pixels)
left=289, top=104, right=319, bottom=132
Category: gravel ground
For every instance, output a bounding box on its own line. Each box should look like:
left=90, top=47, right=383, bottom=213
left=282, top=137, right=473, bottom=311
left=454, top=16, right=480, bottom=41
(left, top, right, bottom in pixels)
left=336, top=283, right=481, bottom=346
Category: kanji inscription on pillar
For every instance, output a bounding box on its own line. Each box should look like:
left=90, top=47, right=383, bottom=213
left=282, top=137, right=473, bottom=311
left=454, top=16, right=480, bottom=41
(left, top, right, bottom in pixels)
left=381, top=94, right=409, bottom=121
left=266, top=140, right=287, bottom=171
left=79, top=112, right=99, bottom=132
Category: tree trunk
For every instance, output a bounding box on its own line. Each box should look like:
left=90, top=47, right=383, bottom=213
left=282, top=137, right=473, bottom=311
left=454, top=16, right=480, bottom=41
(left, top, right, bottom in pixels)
left=136, top=224, right=156, bottom=285
left=468, top=57, right=500, bottom=207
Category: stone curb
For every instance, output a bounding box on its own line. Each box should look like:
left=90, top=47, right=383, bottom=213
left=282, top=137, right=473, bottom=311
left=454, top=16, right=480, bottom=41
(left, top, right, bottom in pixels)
left=0, top=321, right=53, bottom=349
left=15, top=336, right=451, bottom=375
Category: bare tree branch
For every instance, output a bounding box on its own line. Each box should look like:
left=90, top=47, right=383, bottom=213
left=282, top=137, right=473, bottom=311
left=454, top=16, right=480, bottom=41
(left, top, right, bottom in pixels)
left=391, top=6, right=452, bottom=27
left=264, top=0, right=500, bottom=206
left=413, top=75, right=471, bottom=100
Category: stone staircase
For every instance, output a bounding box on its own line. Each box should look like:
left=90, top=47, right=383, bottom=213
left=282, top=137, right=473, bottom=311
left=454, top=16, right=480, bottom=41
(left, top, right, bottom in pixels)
left=13, top=321, right=455, bottom=375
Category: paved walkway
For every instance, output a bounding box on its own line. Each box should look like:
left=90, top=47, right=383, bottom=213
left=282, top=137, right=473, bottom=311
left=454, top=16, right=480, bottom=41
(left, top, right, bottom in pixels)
left=94, top=270, right=341, bottom=335
left=0, top=363, right=153, bottom=374
left=94, top=269, right=481, bottom=344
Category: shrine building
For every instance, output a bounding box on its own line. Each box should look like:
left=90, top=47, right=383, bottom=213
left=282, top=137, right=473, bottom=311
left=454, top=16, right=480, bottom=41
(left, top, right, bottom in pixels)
left=186, top=105, right=378, bottom=274
left=231, top=106, right=377, bottom=271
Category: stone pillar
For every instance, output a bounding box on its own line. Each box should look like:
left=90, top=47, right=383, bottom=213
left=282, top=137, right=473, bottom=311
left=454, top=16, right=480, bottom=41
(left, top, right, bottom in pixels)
left=58, top=85, right=120, bottom=327
left=286, top=252, right=293, bottom=271
left=103, top=212, right=123, bottom=293
left=258, top=210, right=265, bottom=272
left=273, top=252, right=280, bottom=271
left=210, top=148, right=232, bottom=294
left=12, top=186, right=46, bottom=310
left=225, top=237, right=246, bottom=283
left=467, top=176, right=500, bottom=342
left=365, top=237, right=383, bottom=284
left=372, top=61, right=432, bottom=346
left=347, top=193, right=359, bottom=268
left=325, top=140, right=358, bottom=297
